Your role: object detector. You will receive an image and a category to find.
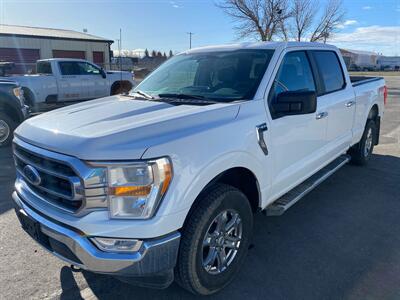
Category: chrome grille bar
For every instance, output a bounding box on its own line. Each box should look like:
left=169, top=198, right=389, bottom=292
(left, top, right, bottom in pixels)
left=13, top=137, right=108, bottom=215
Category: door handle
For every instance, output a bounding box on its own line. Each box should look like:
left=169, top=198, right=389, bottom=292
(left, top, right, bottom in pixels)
left=345, top=101, right=355, bottom=107
left=256, top=123, right=269, bottom=155
left=316, top=112, right=328, bottom=120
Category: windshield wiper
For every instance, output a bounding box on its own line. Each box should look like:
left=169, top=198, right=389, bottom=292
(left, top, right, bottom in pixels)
left=132, top=90, right=154, bottom=99
left=153, top=97, right=218, bottom=106
left=159, top=93, right=245, bottom=103
left=158, top=93, right=206, bottom=100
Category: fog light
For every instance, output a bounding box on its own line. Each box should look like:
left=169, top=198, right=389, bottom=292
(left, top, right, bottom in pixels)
left=91, top=237, right=142, bottom=253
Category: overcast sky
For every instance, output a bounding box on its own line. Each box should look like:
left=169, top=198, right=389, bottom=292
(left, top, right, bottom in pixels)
left=0, top=0, right=399, bottom=56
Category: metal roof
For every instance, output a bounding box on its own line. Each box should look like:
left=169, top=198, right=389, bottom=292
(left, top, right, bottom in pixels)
left=0, top=24, right=113, bottom=43
left=342, top=48, right=377, bottom=56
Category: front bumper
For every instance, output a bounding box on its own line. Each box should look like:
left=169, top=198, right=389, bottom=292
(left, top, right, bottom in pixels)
left=13, top=192, right=180, bottom=285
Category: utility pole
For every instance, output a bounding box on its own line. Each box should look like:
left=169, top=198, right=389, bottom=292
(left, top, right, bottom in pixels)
left=187, top=32, right=194, bottom=49
left=119, top=28, right=122, bottom=82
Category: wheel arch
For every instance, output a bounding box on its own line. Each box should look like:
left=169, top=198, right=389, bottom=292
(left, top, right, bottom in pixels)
left=179, top=161, right=263, bottom=232
left=368, top=104, right=379, bottom=120
left=201, top=167, right=261, bottom=213
left=21, top=87, right=35, bottom=107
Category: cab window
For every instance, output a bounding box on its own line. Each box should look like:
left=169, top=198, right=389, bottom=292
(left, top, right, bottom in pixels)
left=268, top=51, right=316, bottom=104
left=59, top=62, right=80, bottom=75
left=311, top=51, right=345, bottom=94
left=36, top=62, right=52, bottom=75
left=78, top=62, right=101, bottom=75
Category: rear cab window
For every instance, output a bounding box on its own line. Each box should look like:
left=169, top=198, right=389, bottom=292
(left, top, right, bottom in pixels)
left=310, top=51, right=346, bottom=95
left=59, top=62, right=81, bottom=75
left=36, top=62, right=52, bottom=75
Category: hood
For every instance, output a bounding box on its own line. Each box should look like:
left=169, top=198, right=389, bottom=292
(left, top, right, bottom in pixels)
left=15, top=95, right=240, bottom=160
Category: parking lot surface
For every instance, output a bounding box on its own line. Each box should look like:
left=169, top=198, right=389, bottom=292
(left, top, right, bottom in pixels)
left=1, top=77, right=399, bottom=300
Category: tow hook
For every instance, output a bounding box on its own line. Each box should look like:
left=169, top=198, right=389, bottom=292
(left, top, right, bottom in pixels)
left=70, top=265, right=82, bottom=272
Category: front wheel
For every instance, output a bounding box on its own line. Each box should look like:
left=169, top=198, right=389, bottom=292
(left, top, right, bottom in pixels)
left=0, top=111, right=16, bottom=147
left=175, top=184, right=253, bottom=295
left=349, top=119, right=377, bottom=165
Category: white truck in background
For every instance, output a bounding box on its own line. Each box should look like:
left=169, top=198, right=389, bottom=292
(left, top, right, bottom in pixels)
left=2, top=58, right=135, bottom=112
left=12, top=42, right=386, bottom=295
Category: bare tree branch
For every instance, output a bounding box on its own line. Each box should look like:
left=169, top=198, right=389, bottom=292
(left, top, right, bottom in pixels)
left=291, top=0, right=317, bottom=41
left=216, top=0, right=292, bottom=41
left=216, top=0, right=345, bottom=43
left=310, top=0, right=344, bottom=42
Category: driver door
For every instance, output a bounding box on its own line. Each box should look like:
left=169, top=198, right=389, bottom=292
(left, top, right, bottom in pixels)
left=77, top=62, right=108, bottom=99
left=266, top=50, right=330, bottom=199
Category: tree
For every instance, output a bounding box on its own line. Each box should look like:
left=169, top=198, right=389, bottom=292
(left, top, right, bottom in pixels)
left=151, top=50, right=157, bottom=57
left=309, top=0, right=344, bottom=42
left=217, top=0, right=345, bottom=42
left=144, top=48, right=149, bottom=57
left=291, top=0, right=316, bottom=41
left=157, top=51, right=163, bottom=57
left=163, top=52, right=167, bottom=58
left=169, top=50, right=174, bottom=57
left=216, top=0, right=292, bottom=41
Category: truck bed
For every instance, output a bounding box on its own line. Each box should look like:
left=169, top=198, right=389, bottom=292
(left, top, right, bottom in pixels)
left=350, top=76, right=383, bottom=87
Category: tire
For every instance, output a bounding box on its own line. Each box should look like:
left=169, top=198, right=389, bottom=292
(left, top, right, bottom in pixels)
left=111, top=82, right=132, bottom=95
left=348, top=119, right=377, bottom=165
left=175, top=183, right=253, bottom=295
left=111, top=83, right=123, bottom=95
left=0, top=111, right=17, bottom=147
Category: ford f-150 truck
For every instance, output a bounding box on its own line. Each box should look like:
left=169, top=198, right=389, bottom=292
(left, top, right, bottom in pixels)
left=12, top=42, right=386, bottom=295
left=2, top=58, right=135, bottom=112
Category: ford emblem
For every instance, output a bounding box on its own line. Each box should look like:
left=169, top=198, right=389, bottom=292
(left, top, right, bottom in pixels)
left=23, top=165, right=42, bottom=186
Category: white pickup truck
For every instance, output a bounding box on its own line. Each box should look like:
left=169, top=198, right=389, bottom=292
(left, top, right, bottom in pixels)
left=2, top=58, right=135, bottom=111
left=12, top=42, right=386, bottom=295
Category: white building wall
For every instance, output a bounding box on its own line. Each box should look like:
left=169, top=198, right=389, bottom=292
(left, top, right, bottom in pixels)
left=0, top=36, right=111, bottom=67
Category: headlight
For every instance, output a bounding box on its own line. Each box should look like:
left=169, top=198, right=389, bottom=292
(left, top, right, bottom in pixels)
left=105, top=157, right=172, bottom=219
left=13, top=87, right=25, bottom=107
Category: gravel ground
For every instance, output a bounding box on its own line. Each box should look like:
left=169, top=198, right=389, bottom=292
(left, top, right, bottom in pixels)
left=0, top=77, right=399, bottom=300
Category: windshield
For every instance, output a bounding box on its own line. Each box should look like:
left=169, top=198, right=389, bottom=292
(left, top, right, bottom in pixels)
left=133, top=49, right=274, bottom=102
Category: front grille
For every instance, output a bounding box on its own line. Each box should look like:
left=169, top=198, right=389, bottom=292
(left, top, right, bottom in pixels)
left=14, top=143, right=83, bottom=212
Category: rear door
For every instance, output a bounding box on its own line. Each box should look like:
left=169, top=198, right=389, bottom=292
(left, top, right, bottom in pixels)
left=267, top=50, right=329, bottom=198
left=57, top=61, right=85, bottom=101
left=309, top=50, right=355, bottom=157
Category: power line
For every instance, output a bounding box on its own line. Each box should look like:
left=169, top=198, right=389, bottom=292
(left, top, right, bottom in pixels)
left=187, top=32, right=194, bottom=49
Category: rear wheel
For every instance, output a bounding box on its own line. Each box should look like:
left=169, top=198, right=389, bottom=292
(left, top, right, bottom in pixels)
left=349, top=119, right=377, bottom=165
left=175, top=184, right=253, bottom=295
left=111, top=82, right=132, bottom=95
left=0, top=111, right=16, bottom=147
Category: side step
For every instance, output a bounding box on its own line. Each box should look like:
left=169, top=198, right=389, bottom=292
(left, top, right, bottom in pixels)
left=265, top=155, right=350, bottom=216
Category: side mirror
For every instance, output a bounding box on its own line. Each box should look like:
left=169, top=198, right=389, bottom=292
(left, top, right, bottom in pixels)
left=100, top=68, right=107, bottom=78
left=272, top=91, right=317, bottom=117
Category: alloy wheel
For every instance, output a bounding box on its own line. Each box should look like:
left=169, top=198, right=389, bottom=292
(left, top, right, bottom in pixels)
left=364, top=127, right=373, bottom=157
left=202, top=209, right=243, bottom=275
left=0, top=120, right=10, bottom=143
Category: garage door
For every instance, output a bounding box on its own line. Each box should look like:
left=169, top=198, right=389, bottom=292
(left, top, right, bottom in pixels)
left=93, top=51, right=104, bottom=67
left=0, top=48, right=40, bottom=74
left=52, top=50, right=86, bottom=59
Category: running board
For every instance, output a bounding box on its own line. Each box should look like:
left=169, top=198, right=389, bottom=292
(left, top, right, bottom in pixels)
left=265, top=155, right=350, bottom=216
